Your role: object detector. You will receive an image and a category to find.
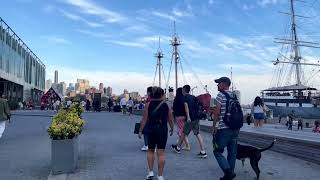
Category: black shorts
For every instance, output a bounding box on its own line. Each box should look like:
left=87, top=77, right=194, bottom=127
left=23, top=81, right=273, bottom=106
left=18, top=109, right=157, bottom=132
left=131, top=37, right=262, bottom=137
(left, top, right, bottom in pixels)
left=147, top=126, right=168, bottom=149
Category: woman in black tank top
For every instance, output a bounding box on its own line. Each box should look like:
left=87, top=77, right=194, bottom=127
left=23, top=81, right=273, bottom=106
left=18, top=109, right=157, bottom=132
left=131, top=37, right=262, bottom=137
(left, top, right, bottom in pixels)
left=138, top=87, right=174, bottom=180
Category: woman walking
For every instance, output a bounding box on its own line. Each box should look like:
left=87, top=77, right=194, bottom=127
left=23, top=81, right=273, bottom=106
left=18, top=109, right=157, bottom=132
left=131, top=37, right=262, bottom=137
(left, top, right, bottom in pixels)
left=141, top=86, right=153, bottom=151
left=139, top=87, right=174, bottom=180
left=252, top=96, right=266, bottom=127
left=127, top=97, right=134, bottom=115
left=173, top=87, right=190, bottom=150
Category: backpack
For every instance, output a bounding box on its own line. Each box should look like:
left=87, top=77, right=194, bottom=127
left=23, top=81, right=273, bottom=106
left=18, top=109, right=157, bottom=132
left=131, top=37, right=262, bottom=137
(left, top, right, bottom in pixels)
left=221, top=91, right=243, bottom=130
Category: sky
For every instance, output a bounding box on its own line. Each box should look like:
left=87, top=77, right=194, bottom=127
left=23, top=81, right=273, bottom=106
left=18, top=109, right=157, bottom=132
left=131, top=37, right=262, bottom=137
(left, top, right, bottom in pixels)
left=1, top=0, right=320, bottom=104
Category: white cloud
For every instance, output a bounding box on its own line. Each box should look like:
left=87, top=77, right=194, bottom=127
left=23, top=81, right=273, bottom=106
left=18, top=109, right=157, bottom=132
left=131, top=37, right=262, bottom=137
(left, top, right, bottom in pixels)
left=242, top=4, right=255, bottom=11
left=106, top=40, right=146, bottom=48
left=172, top=8, right=193, bottom=17
left=218, top=43, right=233, bottom=51
left=60, top=10, right=104, bottom=27
left=76, top=29, right=111, bottom=38
left=125, top=25, right=150, bottom=33
left=182, top=38, right=215, bottom=55
left=64, top=0, right=125, bottom=23
left=257, top=0, right=284, bottom=7
left=152, top=11, right=176, bottom=21
left=41, top=36, right=71, bottom=44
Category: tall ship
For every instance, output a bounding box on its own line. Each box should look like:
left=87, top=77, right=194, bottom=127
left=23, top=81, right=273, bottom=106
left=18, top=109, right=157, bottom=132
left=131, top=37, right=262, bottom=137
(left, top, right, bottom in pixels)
left=261, top=0, right=320, bottom=119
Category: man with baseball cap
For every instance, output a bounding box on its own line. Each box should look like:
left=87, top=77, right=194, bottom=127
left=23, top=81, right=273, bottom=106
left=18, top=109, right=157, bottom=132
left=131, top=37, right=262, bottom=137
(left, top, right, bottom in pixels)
left=212, top=76, right=238, bottom=180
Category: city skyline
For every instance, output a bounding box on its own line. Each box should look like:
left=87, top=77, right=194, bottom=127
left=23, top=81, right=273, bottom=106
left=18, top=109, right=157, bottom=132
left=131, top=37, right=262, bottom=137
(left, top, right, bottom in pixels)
left=1, top=0, right=320, bottom=104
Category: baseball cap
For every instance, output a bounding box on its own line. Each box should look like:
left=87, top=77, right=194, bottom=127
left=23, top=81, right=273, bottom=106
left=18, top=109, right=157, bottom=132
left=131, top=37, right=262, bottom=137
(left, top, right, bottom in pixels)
left=214, top=77, right=231, bottom=86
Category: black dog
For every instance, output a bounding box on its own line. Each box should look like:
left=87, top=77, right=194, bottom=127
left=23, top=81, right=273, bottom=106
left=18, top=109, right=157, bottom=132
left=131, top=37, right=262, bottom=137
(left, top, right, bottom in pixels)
left=237, top=139, right=276, bottom=180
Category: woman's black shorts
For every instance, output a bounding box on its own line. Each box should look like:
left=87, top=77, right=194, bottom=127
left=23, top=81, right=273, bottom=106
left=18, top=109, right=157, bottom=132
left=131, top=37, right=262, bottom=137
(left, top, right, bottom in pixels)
left=147, top=125, right=168, bottom=149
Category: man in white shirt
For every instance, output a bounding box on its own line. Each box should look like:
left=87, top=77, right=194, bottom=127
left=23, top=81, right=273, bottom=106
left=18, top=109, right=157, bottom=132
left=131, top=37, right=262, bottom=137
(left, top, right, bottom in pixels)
left=120, top=97, right=127, bottom=114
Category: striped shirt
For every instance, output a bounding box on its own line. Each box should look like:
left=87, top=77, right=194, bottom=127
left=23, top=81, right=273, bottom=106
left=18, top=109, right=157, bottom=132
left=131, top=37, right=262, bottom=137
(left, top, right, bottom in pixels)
left=216, top=91, right=233, bottom=129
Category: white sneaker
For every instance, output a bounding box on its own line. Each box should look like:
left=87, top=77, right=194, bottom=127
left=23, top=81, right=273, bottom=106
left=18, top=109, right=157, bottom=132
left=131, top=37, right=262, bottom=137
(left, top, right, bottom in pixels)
left=158, top=176, right=164, bottom=180
left=146, top=171, right=154, bottom=180
left=141, top=145, right=148, bottom=151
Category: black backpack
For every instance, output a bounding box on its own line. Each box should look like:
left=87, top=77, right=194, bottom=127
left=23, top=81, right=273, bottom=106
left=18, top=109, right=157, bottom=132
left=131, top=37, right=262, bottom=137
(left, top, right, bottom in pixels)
left=221, top=91, right=243, bottom=130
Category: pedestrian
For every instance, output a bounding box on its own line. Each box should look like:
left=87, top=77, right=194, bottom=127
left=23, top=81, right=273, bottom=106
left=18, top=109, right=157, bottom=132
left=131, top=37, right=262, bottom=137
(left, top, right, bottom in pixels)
left=0, top=92, right=11, bottom=139
left=278, top=115, right=282, bottom=124
left=86, top=99, right=91, bottom=111
left=138, top=87, right=174, bottom=180
left=127, top=97, right=134, bottom=115
left=212, top=77, right=240, bottom=180
left=288, top=117, right=293, bottom=130
left=246, top=113, right=252, bottom=125
left=251, top=96, right=266, bottom=128
left=107, top=98, right=113, bottom=112
left=139, top=102, right=145, bottom=110
left=55, top=100, right=61, bottom=111
left=171, top=84, right=207, bottom=158
left=313, top=121, right=320, bottom=133
left=172, top=87, right=191, bottom=151
left=120, top=97, right=127, bottom=114
left=297, top=117, right=303, bottom=130
left=141, top=86, right=153, bottom=151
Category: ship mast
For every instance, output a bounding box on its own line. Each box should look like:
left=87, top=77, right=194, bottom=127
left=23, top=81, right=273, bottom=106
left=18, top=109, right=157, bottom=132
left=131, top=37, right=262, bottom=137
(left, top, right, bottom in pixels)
left=153, top=37, right=164, bottom=88
left=290, top=0, right=301, bottom=85
left=273, top=0, right=320, bottom=86
left=171, top=21, right=181, bottom=91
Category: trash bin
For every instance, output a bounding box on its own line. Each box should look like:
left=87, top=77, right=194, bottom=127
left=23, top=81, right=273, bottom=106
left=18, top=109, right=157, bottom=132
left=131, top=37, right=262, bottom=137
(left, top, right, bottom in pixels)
left=306, top=122, right=310, bottom=128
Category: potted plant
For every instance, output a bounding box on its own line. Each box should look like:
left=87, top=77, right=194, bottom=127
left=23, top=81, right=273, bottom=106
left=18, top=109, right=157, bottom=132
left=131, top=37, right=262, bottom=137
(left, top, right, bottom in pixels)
left=47, top=105, right=85, bottom=175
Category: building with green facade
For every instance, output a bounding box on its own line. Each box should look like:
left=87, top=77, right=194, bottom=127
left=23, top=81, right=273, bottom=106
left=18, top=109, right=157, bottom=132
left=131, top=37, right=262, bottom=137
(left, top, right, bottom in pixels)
left=0, top=17, right=45, bottom=108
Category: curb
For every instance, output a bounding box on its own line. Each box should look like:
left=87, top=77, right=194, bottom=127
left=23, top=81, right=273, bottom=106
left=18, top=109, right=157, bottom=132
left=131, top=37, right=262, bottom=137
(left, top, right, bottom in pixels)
left=47, top=171, right=67, bottom=180
left=200, top=124, right=320, bottom=165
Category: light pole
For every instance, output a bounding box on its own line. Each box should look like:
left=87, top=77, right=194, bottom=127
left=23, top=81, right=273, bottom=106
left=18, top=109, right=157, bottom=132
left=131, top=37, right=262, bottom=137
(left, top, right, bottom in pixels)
left=191, top=86, right=197, bottom=95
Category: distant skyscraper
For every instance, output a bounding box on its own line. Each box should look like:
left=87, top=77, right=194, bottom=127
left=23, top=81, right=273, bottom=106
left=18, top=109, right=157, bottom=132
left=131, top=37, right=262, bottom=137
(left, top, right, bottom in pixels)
left=99, top=83, right=104, bottom=94
left=57, top=82, right=67, bottom=96
left=54, top=70, right=58, bottom=84
left=107, top=86, right=112, bottom=96
left=45, top=79, right=52, bottom=92
left=76, top=79, right=90, bottom=94
left=68, top=83, right=75, bottom=91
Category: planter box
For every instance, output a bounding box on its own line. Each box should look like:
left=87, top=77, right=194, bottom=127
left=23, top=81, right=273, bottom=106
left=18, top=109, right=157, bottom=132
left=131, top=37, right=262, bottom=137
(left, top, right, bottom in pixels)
left=51, top=137, right=79, bottom=175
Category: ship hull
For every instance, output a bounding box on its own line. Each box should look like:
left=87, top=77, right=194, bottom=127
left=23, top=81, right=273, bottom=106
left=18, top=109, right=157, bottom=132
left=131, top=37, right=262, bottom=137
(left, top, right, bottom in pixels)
left=266, top=105, right=320, bottom=119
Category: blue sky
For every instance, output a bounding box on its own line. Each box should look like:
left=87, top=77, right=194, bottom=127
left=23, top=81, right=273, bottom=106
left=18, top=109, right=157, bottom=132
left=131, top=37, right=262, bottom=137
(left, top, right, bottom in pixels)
left=1, top=0, right=320, bottom=104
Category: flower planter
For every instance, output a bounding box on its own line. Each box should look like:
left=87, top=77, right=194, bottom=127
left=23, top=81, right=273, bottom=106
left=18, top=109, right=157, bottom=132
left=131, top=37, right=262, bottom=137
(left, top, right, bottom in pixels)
left=51, top=137, right=79, bottom=175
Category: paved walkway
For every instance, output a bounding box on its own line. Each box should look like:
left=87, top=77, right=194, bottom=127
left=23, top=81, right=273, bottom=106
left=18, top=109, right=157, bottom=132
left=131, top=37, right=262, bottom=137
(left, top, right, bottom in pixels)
left=1, top=111, right=320, bottom=180
left=200, top=120, right=320, bottom=143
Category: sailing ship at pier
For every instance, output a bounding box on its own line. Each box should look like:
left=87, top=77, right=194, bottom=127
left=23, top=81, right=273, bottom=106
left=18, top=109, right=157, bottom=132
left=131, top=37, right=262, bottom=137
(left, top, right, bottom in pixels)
left=261, top=0, right=320, bottom=119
